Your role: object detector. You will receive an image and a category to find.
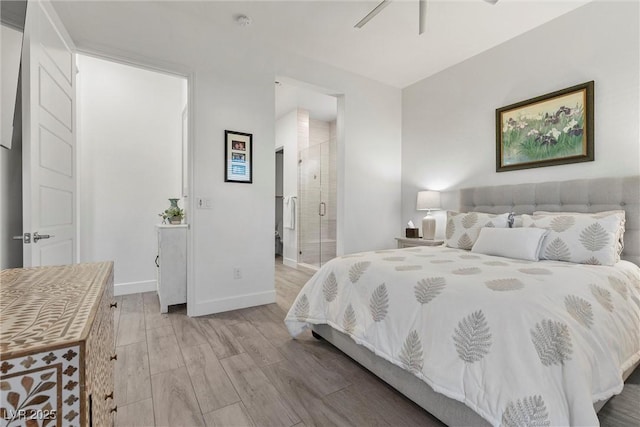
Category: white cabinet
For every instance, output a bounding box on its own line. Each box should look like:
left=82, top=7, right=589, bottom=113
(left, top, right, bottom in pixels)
left=156, top=224, right=187, bottom=313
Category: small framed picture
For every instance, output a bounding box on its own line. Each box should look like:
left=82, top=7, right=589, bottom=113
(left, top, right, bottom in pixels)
left=225, top=130, right=253, bottom=183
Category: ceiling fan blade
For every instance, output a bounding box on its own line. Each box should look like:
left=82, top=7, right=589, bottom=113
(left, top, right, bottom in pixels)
left=419, top=0, right=427, bottom=35
left=354, top=0, right=392, bottom=29
left=483, top=0, right=499, bottom=4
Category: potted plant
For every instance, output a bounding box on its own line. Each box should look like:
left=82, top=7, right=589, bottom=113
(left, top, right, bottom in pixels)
left=159, top=198, right=184, bottom=224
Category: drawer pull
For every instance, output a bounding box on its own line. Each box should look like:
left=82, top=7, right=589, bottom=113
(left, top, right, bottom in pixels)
left=105, top=392, right=113, bottom=400
left=110, top=354, right=118, bottom=361
left=110, top=302, right=118, bottom=309
left=110, top=406, right=118, bottom=414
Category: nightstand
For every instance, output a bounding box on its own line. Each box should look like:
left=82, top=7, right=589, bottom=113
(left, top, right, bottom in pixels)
left=395, top=237, right=444, bottom=248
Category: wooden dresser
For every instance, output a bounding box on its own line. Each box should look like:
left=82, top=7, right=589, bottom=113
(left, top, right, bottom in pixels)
left=1, top=262, right=116, bottom=426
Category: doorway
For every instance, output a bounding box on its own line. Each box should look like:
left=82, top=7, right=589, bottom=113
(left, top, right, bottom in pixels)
left=76, top=54, right=188, bottom=296
left=274, top=78, right=338, bottom=270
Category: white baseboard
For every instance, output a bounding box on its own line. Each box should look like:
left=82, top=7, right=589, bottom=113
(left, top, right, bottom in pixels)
left=114, top=280, right=156, bottom=296
left=189, top=290, right=276, bottom=317
left=283, top=257, right=298, bottom=269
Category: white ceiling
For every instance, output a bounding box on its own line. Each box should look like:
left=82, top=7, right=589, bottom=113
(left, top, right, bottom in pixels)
left=53, top=0, right=590, bottom=89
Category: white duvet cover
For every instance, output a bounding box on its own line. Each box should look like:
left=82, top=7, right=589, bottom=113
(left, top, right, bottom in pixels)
left=284, top=246, right=640, bottom=426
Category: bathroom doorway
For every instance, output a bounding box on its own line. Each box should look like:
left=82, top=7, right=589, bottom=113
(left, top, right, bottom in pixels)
left=274, top=78, right=338, bottom=270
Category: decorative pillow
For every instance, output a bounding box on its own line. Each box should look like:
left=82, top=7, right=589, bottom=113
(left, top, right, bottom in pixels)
left=445, top=212, right=510, bottom=250
left=522, top=211, right=626, bottom=265
left=471, top=227, right=549, bottom=261
left=533, top=210, right=625, bottom=256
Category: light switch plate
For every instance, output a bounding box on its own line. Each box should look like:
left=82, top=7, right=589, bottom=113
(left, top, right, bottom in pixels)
left=196, top=198, right=213, bottom=209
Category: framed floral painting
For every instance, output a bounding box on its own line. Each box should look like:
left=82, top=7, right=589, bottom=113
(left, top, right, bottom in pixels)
left=496, top=81, right=594, bottom=172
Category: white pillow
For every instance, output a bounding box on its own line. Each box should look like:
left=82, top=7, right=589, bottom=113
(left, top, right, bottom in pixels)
left=472, top=227, right=549, bottom=261
left=522, top=211, right=626, bottom=266
left=445, top=212, right=510, bottom=250
left=533, top=210, right=625, bottom=256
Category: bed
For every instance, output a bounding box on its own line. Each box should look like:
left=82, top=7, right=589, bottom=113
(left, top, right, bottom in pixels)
left=284, top=176, right=640, bottom=426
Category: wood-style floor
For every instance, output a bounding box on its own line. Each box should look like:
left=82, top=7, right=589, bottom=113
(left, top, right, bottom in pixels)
left=114, top=258, right=640, bottom=427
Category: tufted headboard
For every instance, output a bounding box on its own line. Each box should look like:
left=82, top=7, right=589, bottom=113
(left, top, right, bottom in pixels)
left=459, top=176, right=640, bottom=266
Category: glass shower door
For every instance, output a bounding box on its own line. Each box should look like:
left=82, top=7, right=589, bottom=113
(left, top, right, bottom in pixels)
left=298, top=144, right=322, bottom=267
left=298, top=139, right=337, bottom=268
left=319, top=139, right=336, bottom=266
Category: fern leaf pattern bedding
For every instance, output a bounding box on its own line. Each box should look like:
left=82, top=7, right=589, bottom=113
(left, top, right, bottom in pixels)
left=284, top=246, right=640, bottom=426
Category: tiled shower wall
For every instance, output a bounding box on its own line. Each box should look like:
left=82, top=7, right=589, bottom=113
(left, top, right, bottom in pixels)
left=298, top=113, right=337, bottom=267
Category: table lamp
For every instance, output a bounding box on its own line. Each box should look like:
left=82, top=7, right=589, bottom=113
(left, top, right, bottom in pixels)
left=416, top=190, right=441, bottom=240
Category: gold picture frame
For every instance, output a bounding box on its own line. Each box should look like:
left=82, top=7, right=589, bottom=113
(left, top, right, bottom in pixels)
left=496, top=81, right=594, bottom=172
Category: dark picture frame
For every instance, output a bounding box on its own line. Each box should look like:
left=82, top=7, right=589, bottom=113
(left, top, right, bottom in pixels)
left=496, top=81, right=594, bottom=172
left=225, top=130, right=253, bottom=183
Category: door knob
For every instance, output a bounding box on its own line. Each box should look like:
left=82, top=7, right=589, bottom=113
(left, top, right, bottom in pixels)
left=33, top=232, right=54, bottom=243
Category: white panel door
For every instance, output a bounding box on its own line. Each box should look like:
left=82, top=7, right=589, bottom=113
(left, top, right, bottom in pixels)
left=21, top=0, right=76, bottom=267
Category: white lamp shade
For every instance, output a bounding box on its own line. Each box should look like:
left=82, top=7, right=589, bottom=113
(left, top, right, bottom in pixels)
left=416, top=190, right=441, bottom=211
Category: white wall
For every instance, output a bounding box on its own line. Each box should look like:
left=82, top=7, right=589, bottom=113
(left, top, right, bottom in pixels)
left=1, top=24, right=22, bottom=150
left=275, top=109, right=299, bottom=267
left=190, top=68, right=278, bottom=313
left=0, top=24, right=23, bottom=269
left=0, top=133, right=22, bottom=269
left=77, top=54, right=186, bottom=294
left=401, top=1, right=640, bottom=238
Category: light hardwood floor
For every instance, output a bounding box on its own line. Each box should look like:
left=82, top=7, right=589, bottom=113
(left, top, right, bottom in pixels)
left=114, top=259, right=640, bottom=427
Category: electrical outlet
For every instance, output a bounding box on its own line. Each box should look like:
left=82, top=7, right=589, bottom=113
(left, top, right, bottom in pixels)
left=233, top=268, right=242, bottom=279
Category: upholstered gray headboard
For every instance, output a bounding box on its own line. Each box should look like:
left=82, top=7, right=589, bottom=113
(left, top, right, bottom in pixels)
left=459, top=176, right=640, bottom=266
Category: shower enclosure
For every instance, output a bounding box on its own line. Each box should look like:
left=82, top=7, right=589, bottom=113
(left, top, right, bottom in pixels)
left=297, top=120, right=336, bottom=268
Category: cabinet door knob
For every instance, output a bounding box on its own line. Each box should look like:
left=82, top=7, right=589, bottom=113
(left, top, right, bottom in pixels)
left=110, top=354, right=118, bottom=361
left=110, top=406, right=118, bottom=413
left=110, top=302, right=118, bottom=309
left=105, top=392, right=114, bottom=400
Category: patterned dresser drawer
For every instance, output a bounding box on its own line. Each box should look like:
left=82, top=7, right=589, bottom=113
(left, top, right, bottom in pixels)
left=84, top=274, right=115, bottom=427
left=1, top=262, right=115, bottom=427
